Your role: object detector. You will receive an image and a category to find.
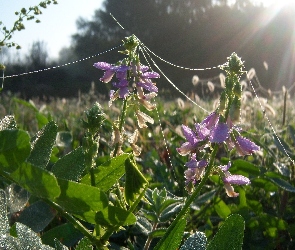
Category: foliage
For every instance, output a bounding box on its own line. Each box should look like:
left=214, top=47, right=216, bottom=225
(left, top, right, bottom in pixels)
left=1, top=3, right=295, bottom=248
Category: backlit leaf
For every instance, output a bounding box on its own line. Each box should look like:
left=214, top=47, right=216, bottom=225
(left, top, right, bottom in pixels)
left=51, top=147, right=85, bottom=181
left=0, top=129, right=31, bottom=172
left=124, top=157, right=148, bottom=206
left=28, top=121, right=58, bottom=169
left=10, top=162, right=60, bottom=200
left=153, top=217, right=186, bottom=250
left=55, top=179, right=108, bottom=223
left=207, top=214, right=244, bottom=250
left=95, top=205, right=136, bottom=227
left=81, top=153, right=129, bottom=191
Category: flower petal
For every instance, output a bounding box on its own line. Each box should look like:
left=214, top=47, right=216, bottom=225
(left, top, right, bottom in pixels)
left=177, top=142, right=194, bottom=156
left=235, top=136, right=260, bottom=156
left=224, top=175, right=250, bottom=185
left=224, top=183, right=239, bottom=197
left=181, top=125, right=198, bottom=145
left=94, top=62, right=112, bottom=70
left=142, top=71, right=160, bottom=79
left=100, top=70, right=115, bottom=83
left=209, top=123, right=229, bottom=143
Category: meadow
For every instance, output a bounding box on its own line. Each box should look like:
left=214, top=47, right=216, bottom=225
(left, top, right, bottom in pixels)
left=1, top=42, right=295, bottom=250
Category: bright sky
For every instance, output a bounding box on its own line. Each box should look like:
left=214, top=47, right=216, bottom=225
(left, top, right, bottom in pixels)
left=0, top=0, right=104, bottom=60
left=1, top=0, right=294, bottom=61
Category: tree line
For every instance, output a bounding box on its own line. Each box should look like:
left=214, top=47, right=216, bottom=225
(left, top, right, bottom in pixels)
left=3, top=0, right=295, bottom=99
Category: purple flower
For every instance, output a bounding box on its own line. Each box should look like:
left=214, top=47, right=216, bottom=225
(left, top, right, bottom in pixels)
left=177, top=125, right=199, bottom=156
left=235, top=136, right=260, bottom=156
left=94, top=62, right=130, bottom=100
left=133, top=64, right=159, bottom=93
left=113, top=79, right=129, bottom=98
left=219, top=162, right=250, bottom=197
left=194, top=112, right=229, bottom=143
left=184, top=154, right=208, bottom=184
left=94, top=62, right=117, bottom=83
left=209, top=123, right=229, bottom=143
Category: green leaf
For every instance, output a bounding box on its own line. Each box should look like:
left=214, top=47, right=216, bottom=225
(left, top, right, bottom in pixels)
left=51, top=147, right=85, bottom=181
left=13, top=97, right=38, bottom=112
left=80, top=153, right=129, bottom=191
left=28, top=121, right=58, bottom=169
left=15, top=222, right=54, bottom=249
left=36, top=112, right=49, bottom=130
left=124, top=157, right=148, bottom=206
left=207, top=214, right=245, bottom=250
left=273, top=135, right=294, bottom=157
left=0, top=234, right=20, bottom=249
left=214, top=198, right=231, bottom=219
left=10, top=162, right=61, bottom=200
left=267, top=177, right=295, bottom=192
left=0, top=115, right=17, bottom=130
left=18, top=200, right=56, bottom=232
left=95, top=205, right=136, bottom=227
left=251, top=177, right=278, bottom=192
left=153, top=217, right=186, bottom=250
left=55, top=178, right=108, bottom=223
left=75, top=237, right=93, bottom=250
left=0, top=189, right=9, bottom=235
left=159, top=203, right=183, bottom=222
left=180, top=232, right=207, bottom=250
left=231, top=159, right=260, bottom=176
left=132, top=216, right=152, bottom=236
left=148, top=228, right=166, bottom=238
left=54, top=239, right=69, bottom=250
left=41, top=223, right=83, bottom=248
left=0, top=129, right=31, bottom=172
left=191, top=190, right=216, bottom=210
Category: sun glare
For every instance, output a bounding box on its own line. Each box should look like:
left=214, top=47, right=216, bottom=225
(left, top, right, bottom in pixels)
left=255, top=0, right=295, bottom=8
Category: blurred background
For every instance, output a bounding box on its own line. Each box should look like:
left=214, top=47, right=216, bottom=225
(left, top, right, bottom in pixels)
left=1, top=0, right=295, bottom=99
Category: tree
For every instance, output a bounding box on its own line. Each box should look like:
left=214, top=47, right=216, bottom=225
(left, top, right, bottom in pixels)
left=26, top=41, right=48, bottom=69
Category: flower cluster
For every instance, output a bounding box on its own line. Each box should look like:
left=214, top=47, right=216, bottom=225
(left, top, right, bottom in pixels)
left=178, top=111, right=259, bottom=196
left=93, top=62, right=159, bottom=107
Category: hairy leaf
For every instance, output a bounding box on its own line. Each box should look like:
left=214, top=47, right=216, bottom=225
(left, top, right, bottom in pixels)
left=55, top=178, right=108, bottom=223
left=51, top=147, right=85, bottom=181
left=28, top=121, right=58, bottom=169
left=125, top=157, right=148, bottom=206
left=81, top=153, right=129, bottom=191
left=0, top=129, right=31, bottom=172
left=153, top=217, right=186, bottom=250
left=10, top=162, right=61, bottom=200
left=207, top=214, right=245, bottom=250
left=180, top=232, right=207, bottom=250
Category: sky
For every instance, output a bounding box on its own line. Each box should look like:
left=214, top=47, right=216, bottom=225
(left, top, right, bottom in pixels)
left=0, top=0, right=284, bottom=61
left=0, top=0, right=104, bottom=60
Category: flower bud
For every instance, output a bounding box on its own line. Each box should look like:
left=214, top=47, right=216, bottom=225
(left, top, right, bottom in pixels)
left=228, top=52, right=244, bottom=75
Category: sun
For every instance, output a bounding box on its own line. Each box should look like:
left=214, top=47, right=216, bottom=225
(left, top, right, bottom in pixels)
left=253, top=0, right=295, bottom=8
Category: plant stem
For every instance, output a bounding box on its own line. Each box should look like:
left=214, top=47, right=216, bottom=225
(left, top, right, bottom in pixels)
left=43, top=199, right=106, bottom=249
left=144, top=222, right=158, bottom=250
left=154, top=144, right=218, bottom=249
left=113, top=98, right=128, bottom=156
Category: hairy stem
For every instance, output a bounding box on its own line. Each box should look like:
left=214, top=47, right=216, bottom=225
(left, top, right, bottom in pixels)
left=113, top=98, right=128, bottom=156
left=154, top=144, right=219, bottom=249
